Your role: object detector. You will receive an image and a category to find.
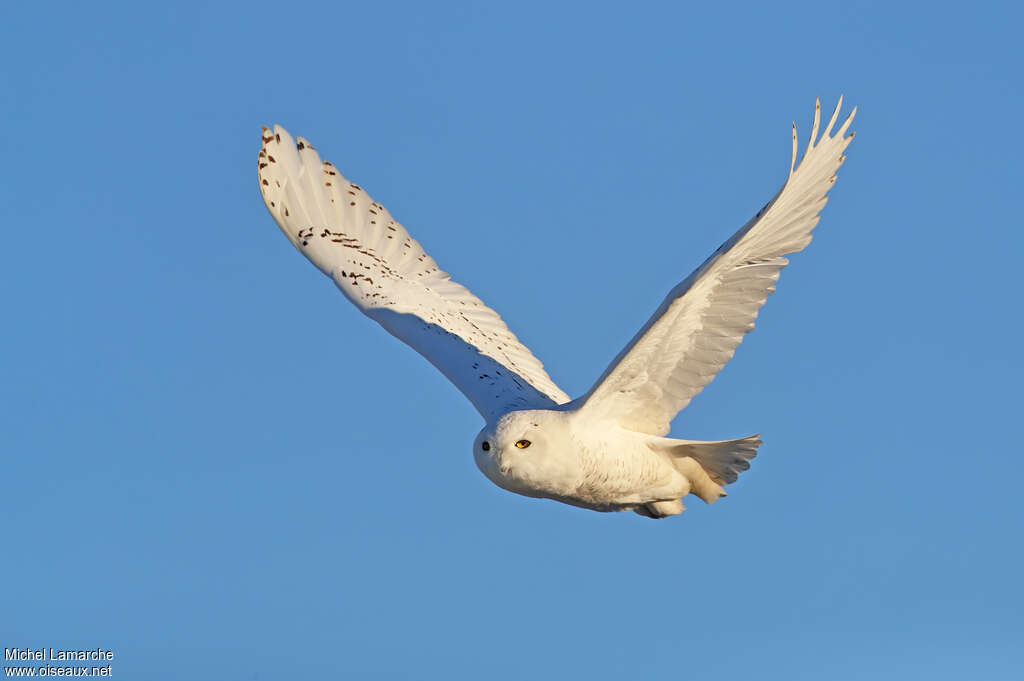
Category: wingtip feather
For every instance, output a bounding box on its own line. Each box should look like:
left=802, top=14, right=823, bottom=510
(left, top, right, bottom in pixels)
left=789, top=122, right=798, bottom=178
left=806, top=97, right=821, bottom=157
left=824, top=96, right=843, bottom=137
left=839, top=106, right=857, bottom=137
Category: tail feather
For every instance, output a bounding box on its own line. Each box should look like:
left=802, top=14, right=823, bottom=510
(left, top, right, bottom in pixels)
left=675, top=434, right=762, bottom=485
left=637, top=434, right=761, bottom=515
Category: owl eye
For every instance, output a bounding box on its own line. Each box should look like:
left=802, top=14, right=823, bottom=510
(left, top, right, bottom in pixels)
left=515, top=440, right=531, bottom=449
left=481, top=441, right=490, bottom=451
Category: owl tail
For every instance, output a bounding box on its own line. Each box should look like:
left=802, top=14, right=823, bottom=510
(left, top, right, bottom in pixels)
left=649, top=434, right=762, bottom=504
left=677, top=434, right=761, bottom=485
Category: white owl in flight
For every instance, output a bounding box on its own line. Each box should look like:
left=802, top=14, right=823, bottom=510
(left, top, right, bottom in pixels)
left=258, top=98, right=855, bottom=518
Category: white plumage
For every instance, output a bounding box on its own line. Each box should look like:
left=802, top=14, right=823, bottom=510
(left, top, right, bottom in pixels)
left=258, top=98, right=855, bottom=518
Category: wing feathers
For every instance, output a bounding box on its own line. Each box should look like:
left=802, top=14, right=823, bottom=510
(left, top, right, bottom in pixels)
left=259, top=126, right=569, bottom=420
left=578, top=99, right=855, bottom=435
left=260, top=97, right=853, bottom=431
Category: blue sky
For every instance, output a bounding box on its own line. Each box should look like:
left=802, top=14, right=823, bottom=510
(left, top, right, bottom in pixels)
left=2, top=1, right=1021, bottom=679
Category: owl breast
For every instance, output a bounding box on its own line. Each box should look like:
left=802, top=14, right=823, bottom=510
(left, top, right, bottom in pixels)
left=563, top=429, right=686, bottom=509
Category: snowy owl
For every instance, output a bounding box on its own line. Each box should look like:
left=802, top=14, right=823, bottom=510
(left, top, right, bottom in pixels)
left=258, top=98, right=855, bottom=518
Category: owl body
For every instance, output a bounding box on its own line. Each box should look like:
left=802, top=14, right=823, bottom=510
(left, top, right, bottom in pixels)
left=472, top=409, right=719, bottom=517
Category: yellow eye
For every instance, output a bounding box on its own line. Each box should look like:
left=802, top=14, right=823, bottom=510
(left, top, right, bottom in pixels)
left=481, top=441, right=490, bottom=451
left=515, top=440, right=531, bottom=449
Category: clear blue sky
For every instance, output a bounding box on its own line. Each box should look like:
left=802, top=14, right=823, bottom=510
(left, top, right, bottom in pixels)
left=2, top=1, right=1021, bottom=679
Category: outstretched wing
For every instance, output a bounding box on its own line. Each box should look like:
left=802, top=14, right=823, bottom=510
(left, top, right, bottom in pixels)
left=577, top=98, right=856, bottom=436
left=258, top=126, right=570, bottom=421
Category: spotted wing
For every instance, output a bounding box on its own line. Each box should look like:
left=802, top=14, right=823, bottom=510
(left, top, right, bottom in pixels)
left=577, top=99, right=856, bottom=435
left=258, top=126, right=570, bottom=421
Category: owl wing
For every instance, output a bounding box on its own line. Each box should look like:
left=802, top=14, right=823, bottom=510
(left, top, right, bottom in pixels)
left=258, top=126, right=570, bottom=422
left=576, top=98, right=856, bottom=436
